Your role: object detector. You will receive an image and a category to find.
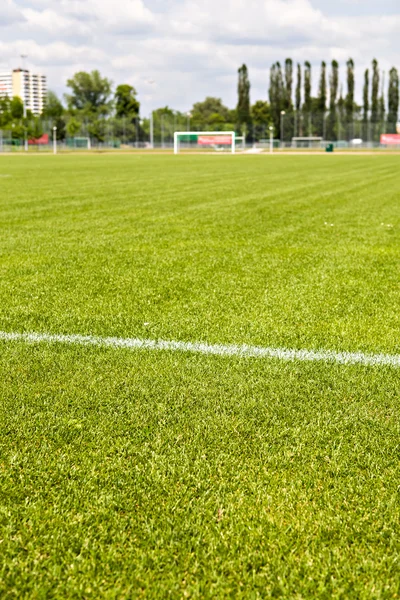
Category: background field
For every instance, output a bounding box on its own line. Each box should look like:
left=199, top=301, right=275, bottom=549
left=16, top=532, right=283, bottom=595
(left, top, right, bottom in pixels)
left=0, top=155, right=399, bottom=598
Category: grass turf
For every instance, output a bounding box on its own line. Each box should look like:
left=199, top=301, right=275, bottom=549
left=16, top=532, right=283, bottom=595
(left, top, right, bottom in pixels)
left=0, top=154, right=399, bottom=598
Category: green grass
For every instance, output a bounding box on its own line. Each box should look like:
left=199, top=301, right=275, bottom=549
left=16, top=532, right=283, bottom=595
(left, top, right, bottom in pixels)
left=0, top=155, right=399, bottom=598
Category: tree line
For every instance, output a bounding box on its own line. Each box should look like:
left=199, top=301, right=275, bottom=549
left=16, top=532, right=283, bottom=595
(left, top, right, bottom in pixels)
left=0, top=59, right=398, bottom=145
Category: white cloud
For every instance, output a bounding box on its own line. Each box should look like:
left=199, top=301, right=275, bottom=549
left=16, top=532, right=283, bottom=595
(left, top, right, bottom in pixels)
left=0, top=0, right=25, bottom=26
left=3, top=0, right=400, bottom=114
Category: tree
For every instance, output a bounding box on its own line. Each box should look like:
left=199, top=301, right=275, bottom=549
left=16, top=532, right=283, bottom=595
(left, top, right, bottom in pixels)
left=371, top=59, right=379, bottom=124
left=295, top=64, right=301, bottom=112
left=345, top=58, right=355, bottom=123
left=88, top=119, right=106, bottom=142
left=10, top=96, right=24, bottom=119
left=303, top=62, right=312, bottom=113
left=269, top=62, right=284, bottom=136
left=379, top=71, right=386, bottom=125
left=363, top=69, right=369, bottom=123
left=0, top=96, right=12, bottom=127
left=251, top=100, right=271, bottom=141
left=337, top=85, right=345, bottom=138
left=66, top=118, right=81, bottom=137
left=318, top=61, right=327, bottom=112
left=115, top=84, right=140, bottom=120
left=191, top=97, right=231, bottom=125
left=327, top=60, right=339, bottom=140
left=387, top=67, right=399, bottom=133
left=284, top=58, right=293, bottom=111
left=65, top=70, right=112, bottom=114
left=28, top=118, right=44, bottom=148
left=42, top=91, right=66, bottom=140
left=237, top=64, right=251, bottom=133
left=42, top=91, right=64, bottom=119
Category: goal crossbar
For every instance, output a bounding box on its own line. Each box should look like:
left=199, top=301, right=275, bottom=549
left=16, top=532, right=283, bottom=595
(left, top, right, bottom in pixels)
left=174, top=131, right=236, bottom=154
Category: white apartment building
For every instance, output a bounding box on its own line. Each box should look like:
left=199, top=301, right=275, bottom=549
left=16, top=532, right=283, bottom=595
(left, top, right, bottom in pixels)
left=0, top=69, right=47, bottom=115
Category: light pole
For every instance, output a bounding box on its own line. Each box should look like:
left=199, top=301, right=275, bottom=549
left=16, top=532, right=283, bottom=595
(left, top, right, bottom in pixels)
left=280, top=110, right=286, bottom=149
left=53, top=126, right=57, bottom=154
left=187, top=112, right=192, bottom=132
left=150, top=112, right=154, bottom=149
left=269, top=126, right=274, bottom=154
left=161, top=114, right=165, bottom=149
left=147, top=79, right=156, bottom=148
left=20, top=54, right=28, bottom=152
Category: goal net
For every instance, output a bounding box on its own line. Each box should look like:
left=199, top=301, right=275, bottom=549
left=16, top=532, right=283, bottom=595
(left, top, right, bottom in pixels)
left=292, top=137, right=323, bottom=149
left=174, top=131, right=236, bottom=154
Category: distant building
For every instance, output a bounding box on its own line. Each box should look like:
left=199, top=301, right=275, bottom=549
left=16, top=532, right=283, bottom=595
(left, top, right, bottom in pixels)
left=0, top=69, right=47, bottom=115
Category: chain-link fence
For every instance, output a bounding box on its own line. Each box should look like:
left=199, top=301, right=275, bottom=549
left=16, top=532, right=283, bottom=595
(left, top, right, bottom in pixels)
left=1, top=111, right=399, bottom=151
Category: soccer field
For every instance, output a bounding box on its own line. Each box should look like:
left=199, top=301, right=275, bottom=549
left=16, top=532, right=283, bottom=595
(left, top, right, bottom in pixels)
left=1, top=155, right=399, bottom=598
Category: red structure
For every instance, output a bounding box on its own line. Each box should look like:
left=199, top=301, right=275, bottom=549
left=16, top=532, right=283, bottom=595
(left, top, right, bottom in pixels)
left=28, top=133, right=49, bottom=145
left=380, top=134, right=400, bottom=145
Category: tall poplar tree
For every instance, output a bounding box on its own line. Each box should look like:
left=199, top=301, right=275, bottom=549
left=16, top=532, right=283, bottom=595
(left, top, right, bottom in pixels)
left=388, top=67, right=399, bottom=133
left=363, top=69, right=369, bottom=122
left=295, top=63, right=301, bottom=112
left=269, top=62, right=284, bottom=136
left=327, top=60, right=339, bottom=140
left=303, top=62, right=312, bottom=113
left=284, top=58, right=293, bottom=111
left=345, top=58, right=355, bottom=123
left=362, top=69, right=370, bottom=140
left=318, top=61, right=327, bottom=112
left=337, top=84, right=345, bottom=139
left=237, top=64, right=251, bottom=133
left=371, top=59, right=379, bottom=124
left=379, top=71, right=386, bottom=125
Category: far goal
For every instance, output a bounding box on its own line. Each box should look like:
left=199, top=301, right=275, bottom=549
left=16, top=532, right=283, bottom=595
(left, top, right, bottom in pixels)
left=292, top=137, right=323, bottom=149
left=174, top=131, right=236, bottom=154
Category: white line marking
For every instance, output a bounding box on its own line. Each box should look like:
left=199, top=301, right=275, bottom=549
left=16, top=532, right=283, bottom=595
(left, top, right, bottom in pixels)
left=0, top=330, right=399, bottom=368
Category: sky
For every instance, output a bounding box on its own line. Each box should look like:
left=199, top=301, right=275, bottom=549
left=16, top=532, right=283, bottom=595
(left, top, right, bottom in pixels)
left=1, top=0, right=399, bottom=115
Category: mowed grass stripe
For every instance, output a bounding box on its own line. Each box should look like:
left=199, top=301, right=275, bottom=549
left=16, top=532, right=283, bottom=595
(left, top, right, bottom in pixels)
left=1, top=330, right=400, bottom=367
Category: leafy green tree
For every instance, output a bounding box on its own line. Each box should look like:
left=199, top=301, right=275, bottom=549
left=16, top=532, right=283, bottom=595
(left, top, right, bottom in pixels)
left=337, top=85, right=345, bottom=139
left=28, top=118, right=44, bottom=148
left=284, top=59, right=293, bottom=111
left=345, top=58, right=355, bottom=124
left=387, top=67, right=399, bottom=133
left=88, top=119, right=106, bottom=142
left=295, top=64, right=301, bottom=112
left=65, top=70, right=112, bottom=114
left=0, top=97, right=12, bottom=127
left=43, top=91, right=64, bottom=119
left=269, top=62, right=284, bottom=136
left=363, top=69, right=369, bottom=124
left=42, top=91, right=66, bottom=140
left=10, top=96, right=24, bottom=119
left=379, top=71, right=385, bottom=126
left=237, top=64, right=252, bottom=134
left=371, top=59, right=379, bottom=125
left=251, top=100, right=271, bottom=141
left=191, top=97, right=231, bottom=124
left=115, top=84, right=140, bottom=120
left=303, top=62, right=312, bottom=113
left=327, top=60, right=339, bottom=140
left=66, top=118, right=81, bottom=137
left=318, top=61, right=327, bottom=112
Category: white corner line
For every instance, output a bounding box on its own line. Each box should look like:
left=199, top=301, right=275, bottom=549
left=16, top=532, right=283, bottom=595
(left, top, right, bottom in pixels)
left=0, top=330, right=399, bottom=368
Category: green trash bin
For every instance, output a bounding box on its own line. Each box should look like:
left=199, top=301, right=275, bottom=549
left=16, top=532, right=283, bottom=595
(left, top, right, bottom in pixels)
left=325, top=143, right=334, bottom=153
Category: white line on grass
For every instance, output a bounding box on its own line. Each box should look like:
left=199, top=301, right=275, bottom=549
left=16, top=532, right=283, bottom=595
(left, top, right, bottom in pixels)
left=0, top=330, right=399, bottom=368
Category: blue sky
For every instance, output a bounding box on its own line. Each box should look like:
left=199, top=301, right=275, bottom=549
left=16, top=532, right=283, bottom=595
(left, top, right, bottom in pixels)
left=1, top=0, right=399, bottom=115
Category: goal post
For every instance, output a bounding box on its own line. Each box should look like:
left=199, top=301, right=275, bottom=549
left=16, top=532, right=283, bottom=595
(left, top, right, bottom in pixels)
left=174, top=131, right=236, bottom=154
left=292, top=137, right=323, bottom=149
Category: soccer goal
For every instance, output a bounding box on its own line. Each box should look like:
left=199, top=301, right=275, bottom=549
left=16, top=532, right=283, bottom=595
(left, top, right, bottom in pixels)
left=66, top=137, right=91, bottom=150
left=174, top=132, right=236, bottom=154
left=292, top=137, right=323, bottom=149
